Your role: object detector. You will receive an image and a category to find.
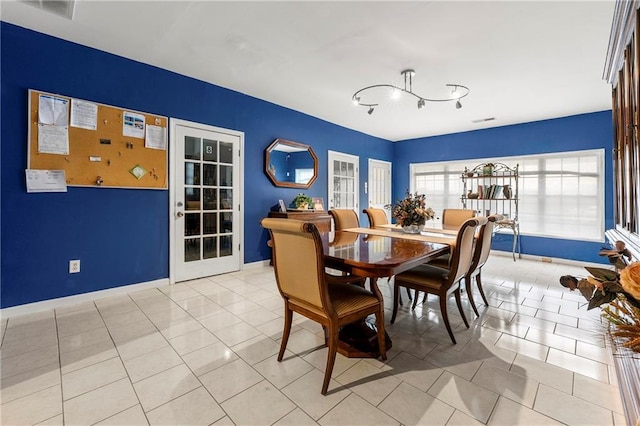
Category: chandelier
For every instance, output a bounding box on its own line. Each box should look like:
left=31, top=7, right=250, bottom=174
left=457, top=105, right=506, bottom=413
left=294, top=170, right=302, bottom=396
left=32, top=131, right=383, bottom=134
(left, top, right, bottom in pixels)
left=352, top=69, right=470, bottom=115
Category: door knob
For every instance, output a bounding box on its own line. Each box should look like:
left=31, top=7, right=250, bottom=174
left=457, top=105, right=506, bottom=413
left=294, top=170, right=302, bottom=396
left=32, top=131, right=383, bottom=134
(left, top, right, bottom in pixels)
left=176, top=211, right=184, bottom=218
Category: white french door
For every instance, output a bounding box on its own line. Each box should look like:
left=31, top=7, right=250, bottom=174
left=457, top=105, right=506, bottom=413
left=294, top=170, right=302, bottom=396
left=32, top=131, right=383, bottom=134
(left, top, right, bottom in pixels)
left=170, top=119, right=243, bottom=282
left=328, top=151, right=359, bottom=213
left=368, top=159, right=392, bottom=222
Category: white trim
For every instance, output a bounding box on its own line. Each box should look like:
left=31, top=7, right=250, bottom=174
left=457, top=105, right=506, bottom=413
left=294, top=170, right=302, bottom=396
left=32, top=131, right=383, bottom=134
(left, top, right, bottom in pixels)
left=0, top=278, right=170, bottom=319
left=489, top=249, right=606, bottom=268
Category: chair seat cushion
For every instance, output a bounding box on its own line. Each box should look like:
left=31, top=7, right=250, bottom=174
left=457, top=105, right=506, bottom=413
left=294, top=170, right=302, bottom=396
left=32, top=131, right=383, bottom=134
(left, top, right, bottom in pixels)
left=394, top=264, right=449, bottom=290
left=329, top=283, right=380, bottom=315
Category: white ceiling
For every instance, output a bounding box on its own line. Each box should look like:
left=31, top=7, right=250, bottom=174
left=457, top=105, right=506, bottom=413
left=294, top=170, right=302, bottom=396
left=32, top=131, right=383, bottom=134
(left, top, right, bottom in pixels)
left=1, top=0, right=616, bottom=141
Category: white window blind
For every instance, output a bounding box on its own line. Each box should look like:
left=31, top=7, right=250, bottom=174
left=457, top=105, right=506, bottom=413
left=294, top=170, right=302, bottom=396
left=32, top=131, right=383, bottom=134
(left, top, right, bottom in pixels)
left=410, top=149, right=604, bottom=241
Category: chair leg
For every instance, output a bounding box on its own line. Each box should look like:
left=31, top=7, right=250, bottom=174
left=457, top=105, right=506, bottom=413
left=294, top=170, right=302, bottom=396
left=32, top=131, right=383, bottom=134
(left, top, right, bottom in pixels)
left=406, top=287, right=413, bottom=301
left=439, top=295, right=456, bottom=345
left=421, top=292, right=428, bottom=304
left=278, top=305, right=293, bottom=361
left=411, top=290, right=419, bottom=310
left=465, top=274, right=480, bottom=317
left=375, top=309, right=387, bottom=361
left=391, top=281, right=400, bottom=324
left=454, top=288, right=469, bottom=328
left=476, top=270, right=489, bottom=306
left=322, top=326, right=339, bottom=395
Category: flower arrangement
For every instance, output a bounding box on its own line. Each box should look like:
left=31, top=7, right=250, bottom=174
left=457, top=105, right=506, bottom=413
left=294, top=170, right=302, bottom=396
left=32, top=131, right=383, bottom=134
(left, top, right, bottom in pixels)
left=292, top=193, right=313, bottom=209
left=385, top=191, right=435, bottom=227
left=560, top=252, right=640, bottom=352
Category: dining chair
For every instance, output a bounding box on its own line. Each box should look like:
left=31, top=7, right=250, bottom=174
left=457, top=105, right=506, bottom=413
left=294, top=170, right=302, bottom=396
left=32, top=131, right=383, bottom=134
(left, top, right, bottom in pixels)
left=441, top=208, right=476, bottom=230
left=464, top=214, right=503, bottom=316
left=363, top=207, right=388, bottom=228
left=260, top=217, right=387, bottom=394
left=391, top=216, right=487, bottom=344
left=329, top=209, right=359, bottom=230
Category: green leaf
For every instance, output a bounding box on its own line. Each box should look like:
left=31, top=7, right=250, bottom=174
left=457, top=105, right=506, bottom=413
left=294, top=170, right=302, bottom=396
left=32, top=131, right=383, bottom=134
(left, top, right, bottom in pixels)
left=587, top=291, right=618, bottom=310
left=584, top=267, right=618, bottom=282
left=602, top=281, right=624, bottom=293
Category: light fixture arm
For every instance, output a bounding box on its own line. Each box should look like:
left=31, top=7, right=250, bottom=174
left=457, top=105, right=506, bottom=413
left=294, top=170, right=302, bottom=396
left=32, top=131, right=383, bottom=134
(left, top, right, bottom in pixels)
left=351, top=69, right=470, bottom=111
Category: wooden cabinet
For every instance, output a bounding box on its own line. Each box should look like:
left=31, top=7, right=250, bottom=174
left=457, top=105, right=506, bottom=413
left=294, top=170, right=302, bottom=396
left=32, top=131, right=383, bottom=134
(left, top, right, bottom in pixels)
left=267, top=210, right=332, bottom=232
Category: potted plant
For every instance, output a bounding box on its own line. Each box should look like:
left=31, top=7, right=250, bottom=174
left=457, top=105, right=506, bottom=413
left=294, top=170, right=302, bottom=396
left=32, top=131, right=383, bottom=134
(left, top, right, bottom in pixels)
left=385, top=191, right=435, bottom=233
left=292, top=193, right=313, bottom=209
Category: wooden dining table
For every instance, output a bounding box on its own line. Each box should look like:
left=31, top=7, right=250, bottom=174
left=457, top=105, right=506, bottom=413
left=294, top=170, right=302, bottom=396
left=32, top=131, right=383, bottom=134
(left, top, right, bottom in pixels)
left=320, top=228, right=454, bottom=358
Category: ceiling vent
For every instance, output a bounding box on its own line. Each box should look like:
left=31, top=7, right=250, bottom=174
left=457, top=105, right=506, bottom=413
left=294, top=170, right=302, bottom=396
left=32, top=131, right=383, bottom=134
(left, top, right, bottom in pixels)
left=472, top=117, right=496, bottom=123
left=19, top=0, right=75, bottom=20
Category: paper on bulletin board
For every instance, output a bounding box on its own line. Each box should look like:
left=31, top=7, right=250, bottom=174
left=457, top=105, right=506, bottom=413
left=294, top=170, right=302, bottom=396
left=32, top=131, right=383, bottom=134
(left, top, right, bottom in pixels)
left=70, top=99, right=98, bottom=130
left=38, top=94, right=68, bottom=126
left=145, top=124, right=167, bottom=150
left=38, top=123, right=69, bottom=155
left=123, top=111, right=145, bottom=138
left=25, top=169, right=67, bottom=193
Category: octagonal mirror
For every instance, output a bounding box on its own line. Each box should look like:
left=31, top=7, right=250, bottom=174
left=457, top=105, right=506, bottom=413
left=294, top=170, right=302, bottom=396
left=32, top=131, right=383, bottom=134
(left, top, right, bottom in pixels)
left=265, top=138, right=318, bottom=188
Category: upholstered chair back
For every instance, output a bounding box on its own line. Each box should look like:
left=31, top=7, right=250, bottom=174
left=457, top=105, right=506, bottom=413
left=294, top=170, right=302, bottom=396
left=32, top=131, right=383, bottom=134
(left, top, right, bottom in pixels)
left=442, top=208, right=476, bottom=230
left=447, top=216, right=488, bottom=286
left=329, top=209, right=359, bottom=230
left=363, top=208, right=388, bottom=228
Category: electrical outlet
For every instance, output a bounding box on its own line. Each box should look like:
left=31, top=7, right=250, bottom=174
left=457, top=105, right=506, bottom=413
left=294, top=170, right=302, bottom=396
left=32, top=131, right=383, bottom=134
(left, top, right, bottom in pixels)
left=69, top=259, right=80, bottom=273
left=541, top=257, right=552, bottom=263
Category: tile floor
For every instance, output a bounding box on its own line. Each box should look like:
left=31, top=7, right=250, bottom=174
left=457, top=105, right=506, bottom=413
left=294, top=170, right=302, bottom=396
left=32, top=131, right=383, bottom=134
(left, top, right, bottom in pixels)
left=0, top=255, right=627, bottom=425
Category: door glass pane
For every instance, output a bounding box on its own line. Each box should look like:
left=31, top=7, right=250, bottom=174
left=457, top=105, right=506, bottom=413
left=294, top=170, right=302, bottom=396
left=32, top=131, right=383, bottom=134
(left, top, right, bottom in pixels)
left=203, top=213, right=217, bottom=234
left=203, top=237, right=217, bottom=259
left=185, top=137, right=201, bottom=160
left=185, top=188, right=201, bottom=210
left=220, top=212, right=233, bottom=233
left=347, top=163, right=354, bottom=177
left=220, top=142, right=233, bottom=164
left=203, top=139, right=217, bottom=162
left=185, top=238, right=200, bottom=262
left=203, top=164, right=217, bottom=186
left=220, top=189, right=233, bottom=210
left=220, top=165, right=233, bottom=186
left=203, top=188, right=217, bottom=210
left=220, top=235, right=233, bottom=257
left=184, top=213, right=200, bottom=236
left=185, top=162, right=200, bottom=185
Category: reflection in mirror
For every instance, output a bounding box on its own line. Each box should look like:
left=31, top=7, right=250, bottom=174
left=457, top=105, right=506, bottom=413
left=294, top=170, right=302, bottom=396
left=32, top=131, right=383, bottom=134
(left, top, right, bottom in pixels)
left=265, top=139, right=318, bottom=188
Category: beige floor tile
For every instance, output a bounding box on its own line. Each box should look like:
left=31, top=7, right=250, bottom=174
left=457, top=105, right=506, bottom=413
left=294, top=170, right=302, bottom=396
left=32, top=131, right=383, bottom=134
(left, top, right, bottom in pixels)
left=334, top=360, right=401, bottom=406
left=224, top=299, right=262, bottom=316
left=279, top=328, right=325, bottom=356
left=107, top=319, right=157, bottom=344
left=576, top=340, right=614, bottom=364
left=146, top=387, right=225, bottom=425
left=231, top=333, right=280, bottom=365
left=1, top=344, right=59, bottom=379
left=554, top=323, right=605, bottom=345
left=446, top=410, right=485, bottom=425
left=122, top=345, right=183, bottom=382
left=35, top=413, right=64, bottom=425
left=1, top=363, right=60, bottom=404
left=302, top=346, right=362, bottom=378
left=482, top=316, right=529, bottom=338
left=1, top=329, right=58, bottom=359
left=425, top=345, right=484, bottom=381
left=199, top=358, right=263, bottom=402
left=56, top=310, right=105, bottom=338
left=522, top=297, right=561, bottom=313
left=167, top=327, right=219, bottom=355
left=281, top=369, right=350, bottom=419
left=213, top=321, right=262, bottom=346
left=318, top=393, right=399, bottom=426
left=58, top=326, right=111, bottom=354
left=176, top=296, right=225, bottom=320
left=60, top=339, right=118, bottom=374
left=379, top=382, right=455, bottom=425
left=115, top=331, right=169, bottom=360
left=384, top=329, right=439, bottom=359
left=546, top=347, right=610, bottom=382
left=573, top=373, right=624, bottom=414
left=273, top=407, right=318, bottom=425
left=488, top=396, right=563, bottom=425
left=94, top=405, right=148, bottom=425
left=3, top=319, right=57, bottom=343
left=221, top=380, right=296, bottom=425
left=510, top=313, right=556, bottom=333
left=1, top=385, right=62, bottom=426
left=496, top=301, right=539, bottom=317
left=63, top=378, right=138, bottom=425
left=510, top=353, right=574, bottom=394
left=254, top=352, right=315, bottom=389
left=62, top=357, right=127, bottom=400
left=496, top=333, right=549, bottom=361
left=427, top=371, right=499, bottom=423
left=533, top=384, right=615, bottom=425
left=133, top=364, right=200, bottom=412
left=238, top=306, right=281, bottom=326
left=198, top=310, right=244, bottom=332
left=101, top=308, right=149, bottom=329
left=181, top=340, right=238, bottom=376
left=157, top=317, right=203, bottom=340
left=386, top=351, right=444, bottom=392
left=471, top=363, right=539, bottom=408
left=525, top=327, right=577, bottom=353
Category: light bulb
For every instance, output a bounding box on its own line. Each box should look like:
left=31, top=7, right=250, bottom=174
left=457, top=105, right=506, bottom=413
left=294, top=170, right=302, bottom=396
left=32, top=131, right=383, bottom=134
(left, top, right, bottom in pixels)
left=391, top=88, right=401, bottom=100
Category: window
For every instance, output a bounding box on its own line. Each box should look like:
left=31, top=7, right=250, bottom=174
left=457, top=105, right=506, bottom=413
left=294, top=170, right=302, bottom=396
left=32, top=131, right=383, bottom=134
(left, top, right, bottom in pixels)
left=410, top=149, right=605, bottom=241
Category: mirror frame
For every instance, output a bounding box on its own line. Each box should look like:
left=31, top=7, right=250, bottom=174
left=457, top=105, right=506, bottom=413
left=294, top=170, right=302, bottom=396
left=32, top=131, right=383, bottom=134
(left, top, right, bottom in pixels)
left=265, top=138, right=318, bottom=188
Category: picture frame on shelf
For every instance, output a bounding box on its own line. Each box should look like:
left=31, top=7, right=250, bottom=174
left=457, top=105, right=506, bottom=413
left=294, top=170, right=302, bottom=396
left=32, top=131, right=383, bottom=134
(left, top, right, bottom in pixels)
left=312, top=197, right=324, bottom=211
left=278, top=199, right=287, bottom=213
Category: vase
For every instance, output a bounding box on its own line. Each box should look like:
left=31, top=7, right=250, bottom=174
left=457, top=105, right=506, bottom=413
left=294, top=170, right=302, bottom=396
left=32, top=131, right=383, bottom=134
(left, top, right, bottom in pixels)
left=402, top=224, right=424, bottom=234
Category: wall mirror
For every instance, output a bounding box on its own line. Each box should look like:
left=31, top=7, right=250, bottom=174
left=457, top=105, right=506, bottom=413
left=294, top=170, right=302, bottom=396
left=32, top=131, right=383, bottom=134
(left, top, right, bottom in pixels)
left=265, top=138, right=318, bottom=188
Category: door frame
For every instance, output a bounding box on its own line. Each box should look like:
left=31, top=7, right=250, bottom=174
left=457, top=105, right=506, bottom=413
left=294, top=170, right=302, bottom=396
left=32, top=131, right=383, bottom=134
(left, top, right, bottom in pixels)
left=327, top=150, right=360, bottom=213
left=169, top=118, right=245, bottom=285
left=367, top=158, right=392, bottom=222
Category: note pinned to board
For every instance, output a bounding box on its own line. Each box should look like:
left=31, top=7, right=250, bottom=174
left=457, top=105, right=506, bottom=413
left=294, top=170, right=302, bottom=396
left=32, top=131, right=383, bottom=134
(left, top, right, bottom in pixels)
left=25, top=169, right=67, bottom=193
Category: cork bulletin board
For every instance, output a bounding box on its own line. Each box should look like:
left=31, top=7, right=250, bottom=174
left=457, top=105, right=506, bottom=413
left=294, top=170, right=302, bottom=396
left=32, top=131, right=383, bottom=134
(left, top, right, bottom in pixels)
left=27, top=89, right=168, bottom=189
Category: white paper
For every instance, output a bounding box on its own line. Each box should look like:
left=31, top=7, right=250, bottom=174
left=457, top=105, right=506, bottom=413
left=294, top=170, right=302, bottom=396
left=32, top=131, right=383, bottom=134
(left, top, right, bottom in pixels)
left=123, top=111, right=145, bottom=138
left=70, top=99, right=98, bottom=130
left=38, top=124, right=69, bottom=155
left=25, top=169, right=67, bottom=193
left=145, top=124, right=167, bottom=150
left=38, top=94, right=69, bottom=126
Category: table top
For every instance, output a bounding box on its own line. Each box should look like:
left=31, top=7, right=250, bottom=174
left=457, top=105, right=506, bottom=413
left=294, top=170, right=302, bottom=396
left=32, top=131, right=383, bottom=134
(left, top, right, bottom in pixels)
left=322, top=230, right=449, bottom=278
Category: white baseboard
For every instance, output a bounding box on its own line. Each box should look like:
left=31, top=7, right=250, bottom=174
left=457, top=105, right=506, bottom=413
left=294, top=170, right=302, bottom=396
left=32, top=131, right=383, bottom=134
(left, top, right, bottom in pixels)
left=0, top=278, right=170, bottom=319
left=490, top=249, right=607, bottom=268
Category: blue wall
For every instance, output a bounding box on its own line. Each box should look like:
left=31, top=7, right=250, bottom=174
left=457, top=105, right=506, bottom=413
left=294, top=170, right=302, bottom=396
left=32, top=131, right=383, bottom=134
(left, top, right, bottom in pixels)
left=0, top=23, right=392, bottom=308
left=393, top=111, right=614, bottom=264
